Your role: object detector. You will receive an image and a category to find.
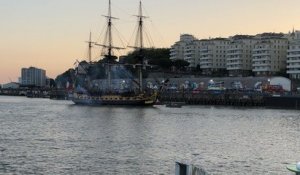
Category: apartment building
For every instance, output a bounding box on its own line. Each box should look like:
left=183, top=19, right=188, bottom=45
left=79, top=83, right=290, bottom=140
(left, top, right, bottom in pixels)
left=199, top=38, right=230, bottom=75
left=170, top=32, right=294, bottom=76
left=252, top=34, right=288, bottom=76
left=287, top=30, right=300, bottom=79
left=21, top=67, right=46, bottom=87
left=171, top=35, right=230, bottom=73
left=170, top=34, right=196, bottom=61
left=227, top=35, right=257, bottom=76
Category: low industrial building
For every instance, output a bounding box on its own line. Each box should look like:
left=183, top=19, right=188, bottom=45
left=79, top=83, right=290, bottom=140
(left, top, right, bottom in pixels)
left=2, top=82, right=20, bottom=89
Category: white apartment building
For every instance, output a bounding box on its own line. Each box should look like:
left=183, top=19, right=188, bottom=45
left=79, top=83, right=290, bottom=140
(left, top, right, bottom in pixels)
left=183, top=43, right=197, bottom=68
left=170, top=34, right=196, bottom=61
left=183, top=40, right=207, bottom=68
left=199, top=38, right=230, bottom=75
left=21, top=67, right=46, bottom=87
left=252, top=35, right=288, bottom=76
left=287, top=30, right=300, bottom=79
left=170, top=32, right=294, bottom=76
left=227, top=35, right=257, bottom=76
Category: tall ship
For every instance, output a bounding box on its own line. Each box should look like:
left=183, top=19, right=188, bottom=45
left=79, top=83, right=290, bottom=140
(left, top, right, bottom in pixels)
left=72, top=0, right=158, bottom=106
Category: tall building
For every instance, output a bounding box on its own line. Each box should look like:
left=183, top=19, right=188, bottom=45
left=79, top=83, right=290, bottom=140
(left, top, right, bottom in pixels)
left=170, top=34, right=197, bottom=67
left=226, top=35, right=257, bottom=76
left=199, top=38, right=230, bottom=75
left=252, top=33, right=288, bottom=76
left=287, top=30, right=300, bottom=79
left=21, top=67, right=46, bottom=87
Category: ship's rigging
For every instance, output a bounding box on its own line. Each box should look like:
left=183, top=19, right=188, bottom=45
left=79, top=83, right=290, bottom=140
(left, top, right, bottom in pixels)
left=94, top=0, right=125, bottom=61
left=71, top=0, right=159, bottom=106
left=90, top=0, right=150, bottom=93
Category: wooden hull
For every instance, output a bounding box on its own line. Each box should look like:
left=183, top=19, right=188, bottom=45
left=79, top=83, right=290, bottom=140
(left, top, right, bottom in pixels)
left=72, top=93, right=157, bottom=106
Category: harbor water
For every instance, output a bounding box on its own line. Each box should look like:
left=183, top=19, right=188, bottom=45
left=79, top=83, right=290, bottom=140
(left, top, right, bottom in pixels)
left=0, top=96, right=299, bottom=174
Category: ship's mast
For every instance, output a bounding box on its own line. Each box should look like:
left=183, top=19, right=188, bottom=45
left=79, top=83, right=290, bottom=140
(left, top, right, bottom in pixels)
left=135, top=0, right=147, bottom=93
left=107, top=0, right=113, bottom=59
left=136, top=0, right=145, bottom=49
left=97, top=0, right=121, bottom=61
left=106, top=0, right=113, bottom=90
left=86, top=32, right=94, bottom=63
left=95, top=0, right=124, bottom=92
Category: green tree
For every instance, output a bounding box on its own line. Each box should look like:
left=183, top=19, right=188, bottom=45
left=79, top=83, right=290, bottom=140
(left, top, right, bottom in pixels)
left=55, top=68, right=75, bottom=88
left=123, top=48, right=171, bottom=71
left=172, top=59, right=190, bottom=71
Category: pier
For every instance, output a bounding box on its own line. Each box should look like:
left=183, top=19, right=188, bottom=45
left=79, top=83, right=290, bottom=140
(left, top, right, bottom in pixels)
left=0, top=88, right=67, bottom=99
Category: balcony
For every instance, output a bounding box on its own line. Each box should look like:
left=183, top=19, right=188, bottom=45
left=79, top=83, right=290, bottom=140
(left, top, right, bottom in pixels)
left=227, top=62, right=242, bottom=66
left=200, top=60, right=213, bottom=65
left=252, top=67, right=271, bottom=72
left=253, top=47, right=270, bottom=52
left=200, top=52, right=212, bottom=56
left=170, top=52, right=177, bottom=56
left=252, top=52, right=270, bottom=57
left=287, top=64, right=300, bottom=69
left=184, top=50, right=195, bottom=54
left=227, top=57, right=242, bottom=62
left=252, top=57, right=270, bottom=62
left=287, top=54, right=300, bottom=58
left=184, top=50, right=194, bottom=54
left=200, top=65, right=213, bottom=69
left=227, top=47, right=242, bottom=52
left=252, top=63, right=270, bottom=67
left=183, top=52, right=195, bottom=56
left=227, top=66, right=242, bottom=70
left=200, top=55, right=212, bottom=58
left=227, top=53, right=242, bottom=57
left=287, top=49, right=300, bottom=52
left=287, top=59, right=300, bottom=63
left=184, top=54, right=195, bottom=59
left=200, top=48, right=209, bottom=52
left=287, top=70, right=300, bottom=74
left=200, top=57, right=212, bottom=61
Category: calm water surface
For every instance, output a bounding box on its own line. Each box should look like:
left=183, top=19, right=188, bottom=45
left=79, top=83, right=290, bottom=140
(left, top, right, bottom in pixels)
left=0, top=96, right=299, bottom=174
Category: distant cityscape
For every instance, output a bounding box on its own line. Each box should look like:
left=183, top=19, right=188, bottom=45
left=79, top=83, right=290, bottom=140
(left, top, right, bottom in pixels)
left=170, top=30, right=300, bottom=79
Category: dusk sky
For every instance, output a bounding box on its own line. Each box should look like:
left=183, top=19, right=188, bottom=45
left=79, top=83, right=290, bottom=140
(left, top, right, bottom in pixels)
left=0, top=0, right=300, bottom=84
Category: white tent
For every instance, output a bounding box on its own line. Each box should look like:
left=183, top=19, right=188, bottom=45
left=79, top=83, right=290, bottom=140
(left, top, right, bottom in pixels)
left=270, top=77, right=291, bottom=91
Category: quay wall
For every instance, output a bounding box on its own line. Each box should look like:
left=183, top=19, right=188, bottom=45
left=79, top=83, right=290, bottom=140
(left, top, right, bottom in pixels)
left=264, top=96, right=300, bottom=109
left=159, top=91, right=300, bottom=110
left=159, top=91, right=265, bottom=106
left=0, top=88, right=67, bottom=99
